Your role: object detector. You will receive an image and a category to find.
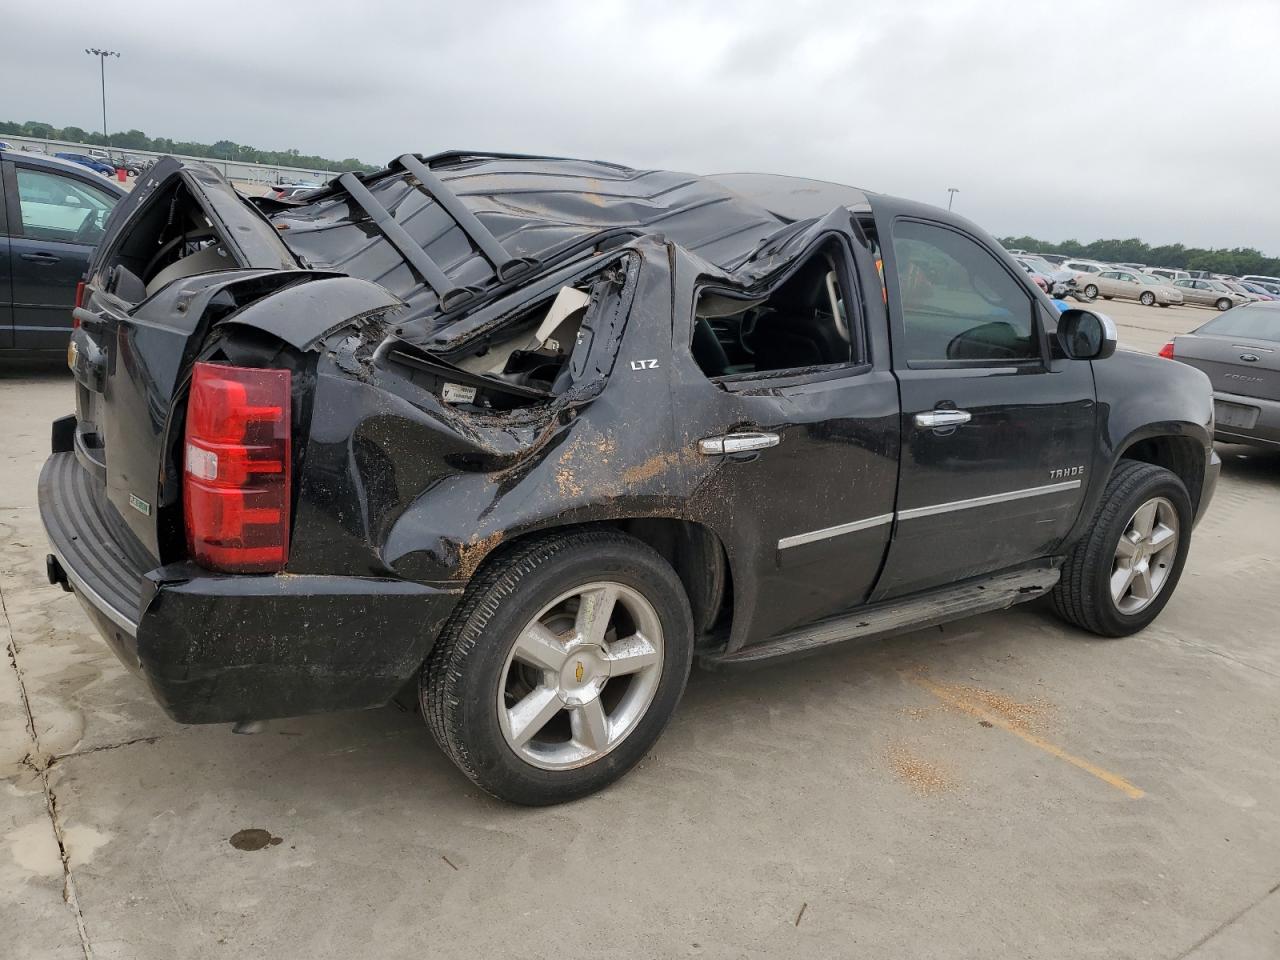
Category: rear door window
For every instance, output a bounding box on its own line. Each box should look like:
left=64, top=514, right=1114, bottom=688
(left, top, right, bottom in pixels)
left=890, top=219, right=1038, bottom=364
left=15, top=167, right=116, bottom=244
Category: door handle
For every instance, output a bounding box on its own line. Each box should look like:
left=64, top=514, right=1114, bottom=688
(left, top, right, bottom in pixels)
left=21, top=252, right=61, bottom=264
left=914, top=409, right=972, bottom=429
left=698, top=432, right=781, bottom=455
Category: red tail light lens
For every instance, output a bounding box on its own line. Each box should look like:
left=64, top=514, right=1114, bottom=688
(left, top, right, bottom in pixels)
left=183, top=362, right=292, bottom=572
left=1158, top=342, right=1175, bottom=359
left=73, top=281, right=86, bottom=327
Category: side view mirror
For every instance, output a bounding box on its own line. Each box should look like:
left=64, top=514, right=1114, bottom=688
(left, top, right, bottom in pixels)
left=1056, top=308, right=1117, bottom=361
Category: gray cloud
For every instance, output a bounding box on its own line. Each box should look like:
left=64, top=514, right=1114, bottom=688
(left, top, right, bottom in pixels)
left=4, top=0, right=1278, bottom=250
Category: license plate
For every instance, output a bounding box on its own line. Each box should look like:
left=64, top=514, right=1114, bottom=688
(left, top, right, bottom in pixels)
left=1215, top=400, right=1259, bottom=429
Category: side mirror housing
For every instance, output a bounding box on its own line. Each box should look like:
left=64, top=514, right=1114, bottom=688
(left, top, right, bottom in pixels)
left=1056, top=308, right=1117, bottom=361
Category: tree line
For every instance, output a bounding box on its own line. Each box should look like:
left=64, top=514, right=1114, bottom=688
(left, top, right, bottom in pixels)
left=0, top=119, right=376, bottom=173
left=1001, top=234, right=1280, bottom=279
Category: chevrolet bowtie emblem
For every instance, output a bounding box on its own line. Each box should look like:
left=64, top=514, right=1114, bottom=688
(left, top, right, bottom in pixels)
left=575, top=661, right=585, bottom=683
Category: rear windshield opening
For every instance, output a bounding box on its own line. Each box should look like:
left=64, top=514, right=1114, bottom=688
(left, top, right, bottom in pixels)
left=692, top=240, right=855, bottom=378
left=99, top=179, right=236, bottom=303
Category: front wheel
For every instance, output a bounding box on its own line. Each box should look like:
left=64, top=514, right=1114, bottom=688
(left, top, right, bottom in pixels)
left=1140, top=291, right=1156, bottom=306
left=1051, top=460, right=1192, bottom=637
left=1083, top=283, right=1099, bottom=299
left=421, top=529, right=694, bottom=804
left=1216, top=298, right=1232, bottom=311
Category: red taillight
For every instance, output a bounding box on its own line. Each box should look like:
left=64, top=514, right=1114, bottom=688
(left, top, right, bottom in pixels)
left=1158, top=342, right=1175, bottom=359
left=73, top=281, right=86, bottom=327
left=183, top=362, right=292, bottom=573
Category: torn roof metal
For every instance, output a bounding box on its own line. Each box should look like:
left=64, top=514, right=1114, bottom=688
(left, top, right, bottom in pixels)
left=260, top=152, right=872, bottom=327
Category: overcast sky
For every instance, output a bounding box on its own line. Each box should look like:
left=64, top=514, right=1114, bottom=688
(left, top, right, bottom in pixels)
left=5, top=0, right=1278, bottom=252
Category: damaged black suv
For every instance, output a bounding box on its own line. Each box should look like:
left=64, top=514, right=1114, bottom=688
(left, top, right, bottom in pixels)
left=39, top=151, right=1219, bottom=804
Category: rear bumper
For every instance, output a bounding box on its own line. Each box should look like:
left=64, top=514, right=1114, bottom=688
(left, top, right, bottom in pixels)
left=1212, top=390, right=1280, bottom=448
left=39, top=451, right=463, bottom=724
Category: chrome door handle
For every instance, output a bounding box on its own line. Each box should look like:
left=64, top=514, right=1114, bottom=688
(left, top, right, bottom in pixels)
left=698, top=432, right=781, bottom=455
left=914, top=409, right=971, bottom=429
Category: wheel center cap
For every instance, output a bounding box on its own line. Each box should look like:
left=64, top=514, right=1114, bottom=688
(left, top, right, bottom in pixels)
left=558, top=645, right=609, bottom=704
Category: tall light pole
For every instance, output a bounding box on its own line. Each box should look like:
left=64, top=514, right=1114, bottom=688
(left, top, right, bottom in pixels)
left=84, top=48, right=121, bottom=148
left=947, top=187, right=959, bottom=211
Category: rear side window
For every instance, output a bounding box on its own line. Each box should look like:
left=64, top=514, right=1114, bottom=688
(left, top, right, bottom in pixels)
left=1196, top=305, right=1280, bottom=341
left=15, top=167, right=116, bottom=244
left=890, top=220, right=1037, bottom=364
left=691, top=238, right=860, bottom=380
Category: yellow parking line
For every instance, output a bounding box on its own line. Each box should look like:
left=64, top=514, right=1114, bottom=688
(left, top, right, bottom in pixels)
left=908, top=674, right=1145, bottom=800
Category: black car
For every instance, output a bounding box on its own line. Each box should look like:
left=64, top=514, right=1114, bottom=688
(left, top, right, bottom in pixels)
left=39, top=153, right=1219, bottom=804
left=1, top=149, right=125, bottom=354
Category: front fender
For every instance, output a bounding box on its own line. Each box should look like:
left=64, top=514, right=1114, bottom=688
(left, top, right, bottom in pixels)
left=1063, top=349, right=1214, bottom=546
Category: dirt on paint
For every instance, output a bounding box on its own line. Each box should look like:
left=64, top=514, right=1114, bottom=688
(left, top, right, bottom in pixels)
left=886, top=744, right=955, bottom=795
left=456, top=530, right=505, bottom=579
left=618, top=449, right=690, bottom=487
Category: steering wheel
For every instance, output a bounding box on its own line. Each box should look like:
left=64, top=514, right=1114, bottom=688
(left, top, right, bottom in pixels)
left=73, top=210, right=106, bottom=245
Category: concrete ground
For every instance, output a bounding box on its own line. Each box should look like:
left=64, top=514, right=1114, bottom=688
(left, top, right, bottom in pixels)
left=3, top=299, right=1278, bottom=959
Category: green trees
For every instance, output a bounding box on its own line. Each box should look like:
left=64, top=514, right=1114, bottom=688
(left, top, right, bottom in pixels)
left=1001, top=235, right=1279, bottom=278
left=1, top=118, right=375, bottom=173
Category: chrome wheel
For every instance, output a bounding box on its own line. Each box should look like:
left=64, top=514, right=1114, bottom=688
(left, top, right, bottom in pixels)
left=1084, top=283, right=1098, bottom=299
left=498, top=582, right=664, bottom=770
left=1111, top=497, right=1180, bottom=614
left=1140, top=291, right=1155, bottom=306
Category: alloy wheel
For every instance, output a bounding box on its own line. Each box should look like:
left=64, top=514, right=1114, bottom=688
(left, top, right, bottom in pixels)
left=1111, top=496, right=1180, bottom=615
left=498, top=582, right=665, bottom=770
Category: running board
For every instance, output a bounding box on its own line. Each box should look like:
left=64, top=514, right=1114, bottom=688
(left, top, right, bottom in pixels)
left=703, top=565, right=1060, bottom=666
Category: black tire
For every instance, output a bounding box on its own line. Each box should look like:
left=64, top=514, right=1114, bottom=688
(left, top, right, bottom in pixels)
left=1102, top=294, right=1113, bottom=300
left=421, top=529, right=694, bottom=805
left=1140, top=291, right=1156, bottom=306
left=1083, top=283, right=1099, bottom=299
left=1159, top=303, right=1170, bottom=308
left=1051, top=460, right=1193, bottom=637
left=1216, top=298, right=1231, bottom=311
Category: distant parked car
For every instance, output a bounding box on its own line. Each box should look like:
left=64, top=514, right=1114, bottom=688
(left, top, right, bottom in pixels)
left=1015, top=256, right=1074, bottom=298
left=1172, top=279, right=1249, bottom=311
left=1240, top=274, right=1280, bottom=288
left=1033, top=253, right=1072, bottom=266
left=1082, top=269, right=1183, bottom=307
left=1161, top=302, right=1280, bottom=448
left=1218, top=279, right=1262, bottom=302
left=54, top=152, right=115, bottom=176
left=1063, top=259, right=1107, bottom=276
left=1239, top=282, right=1277, bottom=301
left=1147, top=267, right=1190, bottom=283
left=0, top=140, right=12, bottom=151
left=0, top=147, right=125, bottom=355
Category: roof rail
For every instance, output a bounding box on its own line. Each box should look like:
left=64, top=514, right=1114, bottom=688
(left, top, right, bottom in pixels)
left=394, top=154, right=538, bottom=283
left=335, top=172, right=474, bottom=312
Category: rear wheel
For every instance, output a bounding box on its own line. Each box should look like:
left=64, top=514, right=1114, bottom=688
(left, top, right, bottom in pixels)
left=1051, top=460, right=1192, bottom=637
left=421, top=530, right=694, bottom=805
left=1216, top=298, right=1232, bottom=311
left=1140, top=291, right=1156, bottom=306
left=1083, top=283, right=1099, bottom=299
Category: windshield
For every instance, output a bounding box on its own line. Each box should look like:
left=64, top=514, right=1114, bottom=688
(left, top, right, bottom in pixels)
left=1196, top=305, right=1280, bottom=341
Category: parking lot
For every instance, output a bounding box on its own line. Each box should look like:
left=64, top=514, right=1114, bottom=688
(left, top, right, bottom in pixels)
left=3, top=298, right=1278, bottom=959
